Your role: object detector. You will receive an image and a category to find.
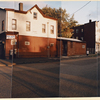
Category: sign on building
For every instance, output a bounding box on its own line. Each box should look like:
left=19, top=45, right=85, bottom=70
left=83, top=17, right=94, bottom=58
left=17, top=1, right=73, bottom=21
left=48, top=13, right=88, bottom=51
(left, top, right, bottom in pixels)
left=6, top=35, right=15, bottom=39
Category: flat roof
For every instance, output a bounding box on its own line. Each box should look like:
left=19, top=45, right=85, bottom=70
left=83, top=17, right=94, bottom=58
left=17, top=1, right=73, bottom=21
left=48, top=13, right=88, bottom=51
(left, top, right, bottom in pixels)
left=57, top=37, right=82, bottom=42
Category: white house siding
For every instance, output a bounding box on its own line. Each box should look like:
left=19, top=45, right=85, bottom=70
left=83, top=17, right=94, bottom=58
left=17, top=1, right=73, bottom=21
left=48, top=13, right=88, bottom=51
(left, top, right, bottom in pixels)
left=95, top=21, right=100, bottom=43
left=0, top=9, right=6, bottom=33
left=7, top=7, right=57, bottom=39
left=95, top=21, right=100, bottom=52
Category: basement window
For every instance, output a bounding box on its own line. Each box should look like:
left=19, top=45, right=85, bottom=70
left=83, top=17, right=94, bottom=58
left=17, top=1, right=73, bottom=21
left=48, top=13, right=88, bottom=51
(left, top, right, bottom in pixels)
left=25, top=41, right=30, bottom=45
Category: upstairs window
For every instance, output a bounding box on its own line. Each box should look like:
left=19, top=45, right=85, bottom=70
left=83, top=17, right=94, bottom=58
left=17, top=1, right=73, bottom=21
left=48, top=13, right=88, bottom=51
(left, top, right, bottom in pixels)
left=42, top=24, right=46, bottom=33
left=76, top=37, right=78, bottom=39
left=26, top=21, right=30, bottom=31
left=51, top=25, right=54, bottom=34
left=2, top=20, right=4, bottom=31
left=33, top=12, right=37, bottom=19
left=12, top=19, right=17, bottom=30
left=76, top=29, right=78, bottom=33
left=81, top=29, right=83, bottom=32
left=81, top=37, right=83, bottom=40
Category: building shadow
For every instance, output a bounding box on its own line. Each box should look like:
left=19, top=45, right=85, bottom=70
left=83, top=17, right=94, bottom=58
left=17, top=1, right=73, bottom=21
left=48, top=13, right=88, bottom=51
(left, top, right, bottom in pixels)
left=12, top=61, right=60, bottom=97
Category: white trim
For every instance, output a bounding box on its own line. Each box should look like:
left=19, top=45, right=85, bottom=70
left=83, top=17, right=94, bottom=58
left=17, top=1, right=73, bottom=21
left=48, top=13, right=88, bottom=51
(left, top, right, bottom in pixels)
left=57, top=37, right=82, bottom=42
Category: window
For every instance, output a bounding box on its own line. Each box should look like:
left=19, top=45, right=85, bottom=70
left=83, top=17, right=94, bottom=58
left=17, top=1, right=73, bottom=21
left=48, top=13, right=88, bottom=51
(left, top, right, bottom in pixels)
left=81, top=29, right=83, bottom=32
left=26, top=21, right=30, bottom=31
left=42, top=24, right=46, bottom=33
left=11, top=39, right=17, bottom=45
left=51, top=25, right=54, bottom=34
left=12, top=19, right=17, bottom=30
left=81, top=37, right=83, bottom=40
left=72, top=29, right=74, bottom=33
left=76, top=37, right=78, bottom=39
left=25, top=41, right=30, bottom=45
left=33, top=12, right=37, bottom=19
left=82, top=45, right=85, bottom=48
left=76, top=29, right=78, bottom=33
left=2, top=20, right=4, bottom=31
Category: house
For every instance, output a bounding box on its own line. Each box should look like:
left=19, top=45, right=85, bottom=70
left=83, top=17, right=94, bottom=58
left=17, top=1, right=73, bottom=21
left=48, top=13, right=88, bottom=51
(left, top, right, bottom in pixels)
left=57, top=37, right=86, bottom=56
left=72, top=20, right=100, bottom=54
left=0, top=3, right=58, bottom=59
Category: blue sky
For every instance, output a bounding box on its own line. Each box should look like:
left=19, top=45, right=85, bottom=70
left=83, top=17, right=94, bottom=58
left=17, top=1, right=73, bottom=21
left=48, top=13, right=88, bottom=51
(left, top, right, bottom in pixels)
left=0, top=1, right=100, bottom=25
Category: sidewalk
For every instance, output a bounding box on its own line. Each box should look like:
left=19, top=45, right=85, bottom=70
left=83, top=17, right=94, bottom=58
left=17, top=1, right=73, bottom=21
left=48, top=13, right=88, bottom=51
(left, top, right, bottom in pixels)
left=0, top=59, right=16, bottom=66
left=61, top=54, right=98, bottom=60
left=0, top=54, right=99, bottom=65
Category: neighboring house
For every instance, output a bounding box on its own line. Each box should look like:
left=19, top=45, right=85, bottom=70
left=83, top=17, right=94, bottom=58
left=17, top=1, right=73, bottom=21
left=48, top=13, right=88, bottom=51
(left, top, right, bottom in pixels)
left=72, top=20, right=100, bottom=54
left=0, top=3, right=58, bottom=59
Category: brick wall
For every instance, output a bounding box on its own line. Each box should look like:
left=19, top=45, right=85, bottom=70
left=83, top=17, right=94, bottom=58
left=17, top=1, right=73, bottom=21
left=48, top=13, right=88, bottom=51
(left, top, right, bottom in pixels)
left=17, top=35, right=57, bottom=58
left=57, top=39, right=86, bottom=57
left=67, top=41, right=86, bottom=56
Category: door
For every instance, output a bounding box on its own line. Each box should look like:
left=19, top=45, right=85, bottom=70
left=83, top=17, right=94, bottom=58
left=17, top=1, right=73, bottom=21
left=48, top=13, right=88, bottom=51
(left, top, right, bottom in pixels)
left=0, top=42, right=5, bottom=59
left=62, top=41, right=67, bottom=56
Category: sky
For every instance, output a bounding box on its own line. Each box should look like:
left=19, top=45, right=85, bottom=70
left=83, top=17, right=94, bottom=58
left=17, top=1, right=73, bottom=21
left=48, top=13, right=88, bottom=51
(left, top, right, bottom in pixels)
left=0, top=1, right=100, bottom=25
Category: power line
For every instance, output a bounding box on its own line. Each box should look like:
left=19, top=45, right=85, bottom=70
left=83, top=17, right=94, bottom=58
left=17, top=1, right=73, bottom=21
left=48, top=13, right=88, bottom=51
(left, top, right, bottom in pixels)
left=71, top=1, right=91, bottom=15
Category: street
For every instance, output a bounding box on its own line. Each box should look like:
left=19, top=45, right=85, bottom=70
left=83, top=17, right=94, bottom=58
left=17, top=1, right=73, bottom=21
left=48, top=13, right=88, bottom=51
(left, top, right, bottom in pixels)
left=0, top=56, right=100, bottom=97
left=12, top=61, right=60, bottom=98
left=0, top=65, right=12, bottom=98
left=60, top=56, right=99, bottom=97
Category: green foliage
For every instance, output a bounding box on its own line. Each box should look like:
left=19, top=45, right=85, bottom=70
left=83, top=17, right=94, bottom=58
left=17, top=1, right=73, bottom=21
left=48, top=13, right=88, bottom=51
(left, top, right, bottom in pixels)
left=42, top=6, right=78, bottom=38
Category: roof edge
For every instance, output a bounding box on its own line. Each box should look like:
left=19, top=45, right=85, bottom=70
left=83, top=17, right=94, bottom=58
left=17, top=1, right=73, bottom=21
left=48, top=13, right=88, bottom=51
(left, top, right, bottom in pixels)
left=4, top=4, right=58, bottom=20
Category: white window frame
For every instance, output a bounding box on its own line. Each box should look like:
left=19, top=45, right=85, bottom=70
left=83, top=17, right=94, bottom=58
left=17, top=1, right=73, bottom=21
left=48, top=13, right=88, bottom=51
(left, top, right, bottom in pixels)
left=12, top=19, right=17, bottom=30
left=33, top=12, right=37, bottom=19
left=51, top=25, right=54, bottom=34
left=26, top=21, right=30, bottom=31
left=25, top=41, right=30, bottom=45
left=42, top=24, right=46, bottom=33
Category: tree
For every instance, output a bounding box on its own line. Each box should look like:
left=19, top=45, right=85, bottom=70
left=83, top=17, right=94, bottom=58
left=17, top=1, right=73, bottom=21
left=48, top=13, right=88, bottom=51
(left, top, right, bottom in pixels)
left=42, top=6, right=78, bottom=38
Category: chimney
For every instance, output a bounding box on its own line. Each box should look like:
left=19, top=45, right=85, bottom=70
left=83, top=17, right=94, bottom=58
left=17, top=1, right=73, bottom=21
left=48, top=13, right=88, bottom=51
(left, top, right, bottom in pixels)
left=89, top=19, right=92, bottom=23
left=19, top=3, right=23, bottom=11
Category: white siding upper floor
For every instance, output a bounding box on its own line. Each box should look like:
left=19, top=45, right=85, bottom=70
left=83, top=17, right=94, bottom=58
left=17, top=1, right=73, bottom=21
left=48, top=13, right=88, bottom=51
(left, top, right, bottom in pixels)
left=96, top=21, right=100, bottom=43
left=6, top=5, right=58, bottom=39
left=0, top=9, right=6, bottom=33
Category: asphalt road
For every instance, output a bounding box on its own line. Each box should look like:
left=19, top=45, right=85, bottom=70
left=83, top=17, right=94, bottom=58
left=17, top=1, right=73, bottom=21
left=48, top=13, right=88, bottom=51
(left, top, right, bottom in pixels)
left=0, top=65, right=12, bottom=98
left=1, top=56, right=100, bottom=98
left=12, top=61, right=60, bottom=98
left=60, top=56, right=100, bottom=97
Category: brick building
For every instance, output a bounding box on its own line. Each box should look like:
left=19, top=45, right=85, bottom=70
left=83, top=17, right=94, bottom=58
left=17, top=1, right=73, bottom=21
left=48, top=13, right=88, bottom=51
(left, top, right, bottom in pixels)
left=72, top=20, right=100, bottom=54
left=57, top=37, right=86, bottom=57
left=0, top=3, right=86, bottom=59
left=0, top=3, right=58, bottom=59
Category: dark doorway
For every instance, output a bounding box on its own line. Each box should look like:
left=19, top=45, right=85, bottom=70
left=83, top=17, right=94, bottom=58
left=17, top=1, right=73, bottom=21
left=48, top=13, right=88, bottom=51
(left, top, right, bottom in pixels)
left=62, top=40, right=67, bottom=56
left=0, top=42, right=5, bottom=59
